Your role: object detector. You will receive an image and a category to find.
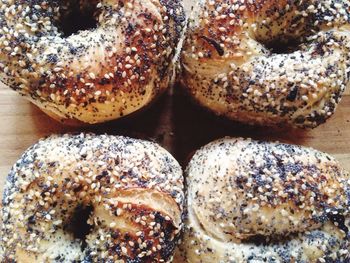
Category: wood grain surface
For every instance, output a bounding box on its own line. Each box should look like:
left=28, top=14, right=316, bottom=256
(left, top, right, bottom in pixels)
left=0, top=83, right=350, bottom=195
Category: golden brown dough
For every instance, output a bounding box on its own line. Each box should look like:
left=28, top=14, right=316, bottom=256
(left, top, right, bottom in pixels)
left=176, top=137, right=350, bottom=262
left=181, top=0, right=350, bottom=128
left=1, top=134, right=184, bottom=262
left=0, top=0, right=186, bottom=124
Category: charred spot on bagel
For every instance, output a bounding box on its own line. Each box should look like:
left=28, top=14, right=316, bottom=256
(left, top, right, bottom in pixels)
left=242, top=232, right=309, bottom=246
left=200, top=36, right=224, bottom=56
left=286, top=86, right=299, bottom=102
left=328, top=213, right=349, bottom=234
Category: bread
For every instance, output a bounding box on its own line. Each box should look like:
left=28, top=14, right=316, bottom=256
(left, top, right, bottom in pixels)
left=1, top=134, right=184, bottom=262
left=180, top=0, right=350, bottom=128
left=176, top=137, right=350, bottom=262
left=0, top=0, right=186, bottom=124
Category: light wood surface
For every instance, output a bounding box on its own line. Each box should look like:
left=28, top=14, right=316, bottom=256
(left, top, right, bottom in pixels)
left=0, top=83, right=350, bottom=194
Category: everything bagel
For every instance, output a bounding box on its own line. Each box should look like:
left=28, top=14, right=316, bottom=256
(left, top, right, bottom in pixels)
left=0, top=134, right=184, bottom=262
left=181, top=0, right=350, bottom=128
left=176, top=138, right=350, bottom=262
left=0, top=0, right=185, bottom=124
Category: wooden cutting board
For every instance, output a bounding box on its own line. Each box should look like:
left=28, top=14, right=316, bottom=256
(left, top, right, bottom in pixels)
left=1, top=83, right=350, bottom=194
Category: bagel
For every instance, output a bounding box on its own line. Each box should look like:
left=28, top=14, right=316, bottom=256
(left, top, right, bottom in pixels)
left=0, top=134, right=184, bottom=262
left=176, top=137, right=350, bottom=262
left=181, top=0, right=350, bottom=128
left=0, top=0, right=185, bottom=124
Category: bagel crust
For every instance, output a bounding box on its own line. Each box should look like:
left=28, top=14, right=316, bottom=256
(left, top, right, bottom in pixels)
left=0, top=0, right=185, bottom=124
left=0, top=134, right=184, bottom=262
left=181, top=0, right=350, bottom=128
left=176, top=138, right=350, bottom=262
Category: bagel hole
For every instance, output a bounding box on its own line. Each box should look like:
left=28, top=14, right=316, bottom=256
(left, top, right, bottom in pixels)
left=242, top=233, right=298, bottom=245
left=263, top=38, right=301, bottom=54
left=64, top=205, right=94, bottom=249
left=244, top=234, right=274, bottom=245
left=59, top=1, right=98, bottom=37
